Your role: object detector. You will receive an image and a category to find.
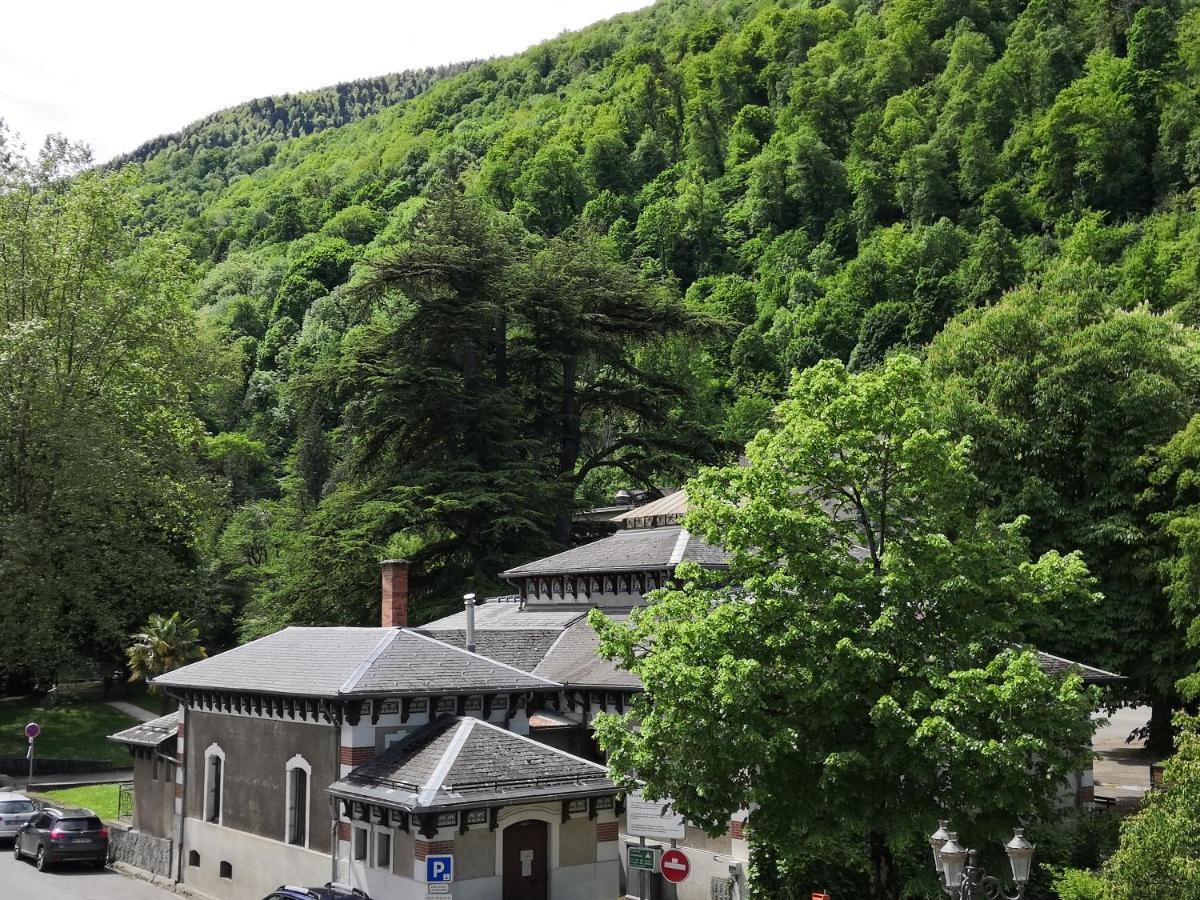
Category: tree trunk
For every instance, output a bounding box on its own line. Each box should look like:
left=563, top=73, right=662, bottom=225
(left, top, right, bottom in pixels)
left=868, top=830, right=901, bottom=900
left=1147, top=694, right=1178, bottom=756
left=553, top=355, right=581, bottom=546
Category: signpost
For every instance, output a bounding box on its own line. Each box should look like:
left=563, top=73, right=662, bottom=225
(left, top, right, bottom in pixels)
left=24, top=722, right=39, bottom=781
left=626, top=792, right=686, bottom=839
left=627, top=845, right=658, bottom=871
left=426, top=854, right=453, bottom=883
left=660, top=847, right=691, bottom=884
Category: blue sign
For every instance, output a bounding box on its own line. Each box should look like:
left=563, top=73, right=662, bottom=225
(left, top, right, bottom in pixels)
left=427, top=854, right=453, bottom=883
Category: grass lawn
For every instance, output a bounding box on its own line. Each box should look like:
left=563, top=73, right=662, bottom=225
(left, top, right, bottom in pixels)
left=0, top=699, right=136, bottom=767
left=30, top=783, right=123, bottom=822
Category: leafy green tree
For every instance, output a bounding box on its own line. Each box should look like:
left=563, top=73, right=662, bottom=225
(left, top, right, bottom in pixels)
left=0, top=131, right=211, bottom=681
left=593, top=355, right=1097, bottom=900
left=929, top=278, right=1200, bottom=751
left=126, top=612, right=208, bottom=713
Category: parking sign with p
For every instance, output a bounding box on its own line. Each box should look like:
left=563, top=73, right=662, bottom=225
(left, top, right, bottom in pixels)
left=427, top=854, right=453, bottom=883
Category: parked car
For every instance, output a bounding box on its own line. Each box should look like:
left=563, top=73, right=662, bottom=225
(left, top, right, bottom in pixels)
left=12, top=806, right=108, bottom=871
left=0, top=792, right=38, bottom=841
left=263, top=884, right=372, bottom=900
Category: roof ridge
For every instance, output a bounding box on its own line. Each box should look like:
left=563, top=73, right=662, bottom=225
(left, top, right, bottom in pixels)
left=418, top=717, right=476, bottom=805
left=401, top=628, right=562, bottom=687
left=531, top=627, right=574, bottom=676
left=668, top=527, right=691, bottom=566
left=340, top=628, right=402, bottom=694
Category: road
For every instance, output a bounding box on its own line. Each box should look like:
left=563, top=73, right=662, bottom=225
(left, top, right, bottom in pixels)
left=0, top=842, right=178, bottom=899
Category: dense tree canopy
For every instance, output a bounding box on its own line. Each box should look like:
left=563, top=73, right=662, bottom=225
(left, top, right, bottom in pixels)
left=592, top=356, right=1097, bottom=900
left=0, top=130, right=212, bottom=679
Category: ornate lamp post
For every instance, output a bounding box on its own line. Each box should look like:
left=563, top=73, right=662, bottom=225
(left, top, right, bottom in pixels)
left=928, top=821, right=1035, bottom=900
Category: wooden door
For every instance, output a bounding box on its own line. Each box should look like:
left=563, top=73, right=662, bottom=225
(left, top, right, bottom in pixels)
left=503, top=819, right=549, bottom=900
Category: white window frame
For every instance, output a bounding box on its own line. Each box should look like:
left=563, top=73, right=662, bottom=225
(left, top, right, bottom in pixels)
left=284, top=754, right=312, bottom=848
left=374, top=827, right=392, bottom=870
left=352, top=825, right=369, bottom=862
left=203, top=743, right=226, bottom=826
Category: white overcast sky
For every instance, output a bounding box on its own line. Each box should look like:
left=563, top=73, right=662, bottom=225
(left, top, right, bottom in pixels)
left=1, top=0, right=651, bottom=162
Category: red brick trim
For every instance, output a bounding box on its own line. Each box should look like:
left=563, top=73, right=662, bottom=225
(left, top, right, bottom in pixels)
left=729, top=820, right=745, bottom=840
left=414, top=840, right=455, bottom=860
left=174, top=783, right=184, bottom=799
left=339, top=745, right=376, bottom=767
left=596, top=822, right=619, bottom=842
left=338, top=822, right=351, bottom=842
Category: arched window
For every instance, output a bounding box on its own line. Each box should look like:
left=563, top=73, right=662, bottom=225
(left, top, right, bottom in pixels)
left=285, top=754, right=312, bottom=847
left=204, top=744, right=225, bottom=825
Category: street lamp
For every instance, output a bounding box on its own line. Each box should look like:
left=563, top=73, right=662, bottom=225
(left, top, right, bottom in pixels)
left=928, top=823, right=1035, bottom=900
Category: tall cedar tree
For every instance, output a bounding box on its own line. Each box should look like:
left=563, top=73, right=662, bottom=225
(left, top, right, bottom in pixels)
left=333, top=194, right=704, bottom=614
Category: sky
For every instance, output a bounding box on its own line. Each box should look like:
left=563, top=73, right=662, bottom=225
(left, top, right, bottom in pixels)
left=0, top=0, right=651, bottom=162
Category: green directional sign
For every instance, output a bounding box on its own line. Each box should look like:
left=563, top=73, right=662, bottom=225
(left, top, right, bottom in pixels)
left=628, top=846, right=658, bottom=872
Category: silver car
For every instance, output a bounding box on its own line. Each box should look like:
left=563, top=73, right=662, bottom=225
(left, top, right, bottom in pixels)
left=0, top=793, right=38, bottom=840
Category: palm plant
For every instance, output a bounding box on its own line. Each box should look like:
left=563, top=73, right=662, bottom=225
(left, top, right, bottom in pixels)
left=126, top=612, right=207, bottom=714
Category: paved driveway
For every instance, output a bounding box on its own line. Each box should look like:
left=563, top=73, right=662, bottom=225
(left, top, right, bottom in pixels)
left=0, top=842, right=178, bottom=899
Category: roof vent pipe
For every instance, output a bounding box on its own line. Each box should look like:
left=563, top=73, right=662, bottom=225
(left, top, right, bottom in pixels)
left=464, top=593, right=477, bottom=654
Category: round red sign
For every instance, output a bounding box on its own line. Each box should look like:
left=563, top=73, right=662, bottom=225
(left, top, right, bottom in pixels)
left=660, top=848, right=691, bottom=884
left=24, top=722, right=40, bottom=740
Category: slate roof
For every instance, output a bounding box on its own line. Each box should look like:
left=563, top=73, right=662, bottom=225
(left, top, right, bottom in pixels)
left=153, top=627, right=559, bottom=697
left=328, top=715, right=615, bottom=811
left=422, top=605, right=585, bottom=630
left=419, top=630, right=565, bottom=672
left=532, top=617, right=642, bottom=690
left=1035, top=651, right=1124, bottom=686
left=109, top=710, right=181, bottom=748
left=499, top=525, right=728, bottom=579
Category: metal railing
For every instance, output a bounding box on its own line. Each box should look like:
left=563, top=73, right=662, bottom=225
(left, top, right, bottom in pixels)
left=117, top=782, right=134, bottom=822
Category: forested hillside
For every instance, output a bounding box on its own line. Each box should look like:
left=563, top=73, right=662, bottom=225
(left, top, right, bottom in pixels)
left=155, top=0, right=1200, bottom=686
left=8, top=0, right=1200, bottom=760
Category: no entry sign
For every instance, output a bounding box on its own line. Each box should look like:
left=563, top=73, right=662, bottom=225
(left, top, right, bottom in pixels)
left=660, top=848, right=691, bottom=884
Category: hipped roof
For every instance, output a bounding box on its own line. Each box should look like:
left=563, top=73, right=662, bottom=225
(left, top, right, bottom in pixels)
left=153, top=627, right=559, bottom=698
left=328, top=714, right=615, bottom=811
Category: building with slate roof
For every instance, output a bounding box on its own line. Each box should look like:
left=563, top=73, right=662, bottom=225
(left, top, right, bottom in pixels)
left=499, top=523, right=728, bottom=606
left=113, top=495, right=1121, bottom=900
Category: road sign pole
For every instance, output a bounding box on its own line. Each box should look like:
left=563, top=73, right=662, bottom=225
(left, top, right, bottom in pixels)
left=639, top=835, right=646, bottom=900
left=27, top=738, right=33, bottom=781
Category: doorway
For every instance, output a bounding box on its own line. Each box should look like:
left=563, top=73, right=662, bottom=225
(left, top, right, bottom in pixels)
left=503, top=819, right=549, bottom=900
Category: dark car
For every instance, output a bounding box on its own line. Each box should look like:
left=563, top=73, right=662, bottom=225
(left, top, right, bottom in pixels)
left=264, top=884, right=372, bottom=900
left=12, top=806, right=108, bottom=871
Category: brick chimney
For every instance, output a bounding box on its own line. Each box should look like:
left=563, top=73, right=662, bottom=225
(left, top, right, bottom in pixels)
left=380, top=559, right=409, bottom=628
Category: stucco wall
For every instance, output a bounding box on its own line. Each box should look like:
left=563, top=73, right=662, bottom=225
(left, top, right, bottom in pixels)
left=455, top=825, right=495, bottom=880
left=185, top=709, right=337, bottom=853
left=132, top=750, right=175, bottom=839
left=560, top=816, right=596, bottom=868
left=183, top=816, right=331, bottom=900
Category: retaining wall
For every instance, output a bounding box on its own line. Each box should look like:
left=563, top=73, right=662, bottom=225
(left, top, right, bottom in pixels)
left=109, top=822, right=174, bottom=878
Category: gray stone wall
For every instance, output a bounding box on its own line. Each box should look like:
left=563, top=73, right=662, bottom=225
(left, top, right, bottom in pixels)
left=110, top=822, right=173, bottom=877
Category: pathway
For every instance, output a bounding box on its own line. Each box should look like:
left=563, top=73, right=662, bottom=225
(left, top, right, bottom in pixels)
left=1092, top=705, right=1152, bottom=809
left=106, top=701, right=158, bottom=723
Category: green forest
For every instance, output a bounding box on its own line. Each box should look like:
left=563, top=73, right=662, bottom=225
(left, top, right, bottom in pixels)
left=5, top=0, right=1200, bottom=892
